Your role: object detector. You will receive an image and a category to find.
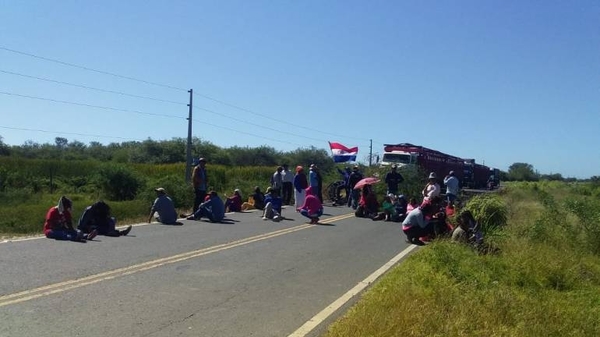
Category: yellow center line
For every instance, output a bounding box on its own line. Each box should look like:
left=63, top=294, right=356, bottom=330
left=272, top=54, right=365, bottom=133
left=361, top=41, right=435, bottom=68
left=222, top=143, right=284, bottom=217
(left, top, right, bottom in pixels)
left=0, top=212, right=355, bottom=307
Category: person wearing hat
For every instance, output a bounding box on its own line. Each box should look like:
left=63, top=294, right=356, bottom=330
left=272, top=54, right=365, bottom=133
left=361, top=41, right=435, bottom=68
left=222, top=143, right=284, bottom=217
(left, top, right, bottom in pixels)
left=192, top=157, right=208, bottom=213
left=44, top=196, right=97, bottom=242
left=384, top=164, right=405, bottom=196
left=422, top=172, right=441, bottom=201
left=224, top=188, right=243, bottom=212
left=148, top=187, right=178, bottom=225
left=443, top=171, right=460, bottom=205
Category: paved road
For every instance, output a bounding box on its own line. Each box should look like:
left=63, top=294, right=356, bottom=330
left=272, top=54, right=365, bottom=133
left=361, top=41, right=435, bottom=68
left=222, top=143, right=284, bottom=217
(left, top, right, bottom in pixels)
left=0, top=205, right=414, bottom=337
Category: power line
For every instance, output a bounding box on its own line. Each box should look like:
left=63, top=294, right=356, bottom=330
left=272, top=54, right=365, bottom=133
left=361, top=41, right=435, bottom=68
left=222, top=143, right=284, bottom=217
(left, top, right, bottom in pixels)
left=0, top=91, right=185, bottom=120
left=192, top=119, right=303, bottom=147
left=0, top=125, right=138, bottom=141
left=195, top=106, right=329, bottom=143
left=0, top=69, right=187, bottom=105
left=1, top=45, right=376, bottom=145
left=193, top=91, right=372, bottom=143
left=0, top=46, right=188, bottom=92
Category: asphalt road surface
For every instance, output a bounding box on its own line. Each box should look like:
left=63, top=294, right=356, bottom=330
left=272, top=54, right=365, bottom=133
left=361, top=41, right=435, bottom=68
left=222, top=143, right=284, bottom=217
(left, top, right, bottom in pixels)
left=0, top=205, right=415, bottom=337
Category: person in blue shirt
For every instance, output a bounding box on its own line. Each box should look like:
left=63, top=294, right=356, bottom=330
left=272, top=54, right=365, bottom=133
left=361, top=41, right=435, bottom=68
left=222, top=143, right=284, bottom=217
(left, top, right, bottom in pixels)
left=148, top=187, right=178, bottom=225
left=187, top=190, right=225, bottom=223
left=262, top=187, right=283, bottom=221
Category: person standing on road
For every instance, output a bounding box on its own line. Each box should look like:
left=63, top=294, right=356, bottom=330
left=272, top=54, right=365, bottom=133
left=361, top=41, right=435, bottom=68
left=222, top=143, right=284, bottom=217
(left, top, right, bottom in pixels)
left=309, top=164, right=324, bottom=203
left=384, top=164, right=404, bottom=196
left=347, top=165, right=363, bottom=209
left=44, top=196, right=97, bottom=242
left=192, top=157, right=208, bottom=213
left=148, top=187, right=178, bottom=225
left=271, top=166, right=284, bottom=195
left=281, top=164, right=294, bottom=205
left=443, top=171, right=460, bottom=205
left=294, top=166, right=308, bottom=209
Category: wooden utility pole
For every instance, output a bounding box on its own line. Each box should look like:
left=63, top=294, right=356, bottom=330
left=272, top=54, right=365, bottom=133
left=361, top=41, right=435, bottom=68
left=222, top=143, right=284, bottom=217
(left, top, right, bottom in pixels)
left=185, top=89, right=193, bottom=183
left=369, top=139, right=373, bottom=166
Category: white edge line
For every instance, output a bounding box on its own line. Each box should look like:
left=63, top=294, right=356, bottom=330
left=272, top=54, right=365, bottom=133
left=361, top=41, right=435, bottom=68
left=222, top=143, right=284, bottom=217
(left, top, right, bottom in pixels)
left=287, top=244, right=419, bottom=337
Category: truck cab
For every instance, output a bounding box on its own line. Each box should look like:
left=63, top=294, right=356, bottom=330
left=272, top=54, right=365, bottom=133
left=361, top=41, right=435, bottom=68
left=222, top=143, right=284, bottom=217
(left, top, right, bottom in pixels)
left=380, top=151, right=416, bottom=167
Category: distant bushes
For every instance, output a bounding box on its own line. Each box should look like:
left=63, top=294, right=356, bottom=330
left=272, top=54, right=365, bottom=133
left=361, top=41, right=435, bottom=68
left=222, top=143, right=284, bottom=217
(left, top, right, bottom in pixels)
left=95, top=165, right=144, bottom=201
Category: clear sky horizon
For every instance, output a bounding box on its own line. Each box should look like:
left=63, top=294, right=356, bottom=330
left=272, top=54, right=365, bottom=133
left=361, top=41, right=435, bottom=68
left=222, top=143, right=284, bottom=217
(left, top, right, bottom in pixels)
left=1, top=1, right=598, bottom=178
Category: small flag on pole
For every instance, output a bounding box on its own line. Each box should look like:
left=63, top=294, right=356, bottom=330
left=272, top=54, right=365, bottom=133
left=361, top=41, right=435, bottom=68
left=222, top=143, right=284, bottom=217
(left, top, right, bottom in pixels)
left=328, top=142, right=358, bottom=163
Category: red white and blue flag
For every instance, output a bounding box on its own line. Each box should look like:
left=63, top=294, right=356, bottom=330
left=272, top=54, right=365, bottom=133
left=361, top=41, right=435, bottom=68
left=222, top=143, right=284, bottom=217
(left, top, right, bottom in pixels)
left=328, top=142, right=358, bottom=163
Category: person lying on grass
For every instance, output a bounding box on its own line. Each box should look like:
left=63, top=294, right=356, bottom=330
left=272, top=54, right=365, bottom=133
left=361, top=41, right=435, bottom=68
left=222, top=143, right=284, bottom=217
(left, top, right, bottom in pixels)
left=44, top=196, right=97, bottom=242
left=297, top=186, right=323, bottom=224
left=78, top=201, right=132, bottom=237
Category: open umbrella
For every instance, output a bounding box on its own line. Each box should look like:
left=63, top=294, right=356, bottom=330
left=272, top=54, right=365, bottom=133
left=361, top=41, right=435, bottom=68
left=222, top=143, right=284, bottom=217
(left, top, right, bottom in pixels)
left=354, top=177, right=381, bottom=190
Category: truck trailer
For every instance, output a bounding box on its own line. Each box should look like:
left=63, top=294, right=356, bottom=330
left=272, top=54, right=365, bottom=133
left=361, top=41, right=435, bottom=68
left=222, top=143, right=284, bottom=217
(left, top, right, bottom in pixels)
left=381, top=143, right=493, bottom=189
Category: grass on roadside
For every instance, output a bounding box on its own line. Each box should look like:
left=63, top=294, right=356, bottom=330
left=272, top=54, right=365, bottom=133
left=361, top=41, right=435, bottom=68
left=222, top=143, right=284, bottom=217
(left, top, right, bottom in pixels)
left=323, top=182, right=600, bottom=337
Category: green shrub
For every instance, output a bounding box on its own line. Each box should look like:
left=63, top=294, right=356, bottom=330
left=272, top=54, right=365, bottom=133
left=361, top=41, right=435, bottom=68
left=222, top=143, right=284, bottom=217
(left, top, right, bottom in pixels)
left=94, top=164, right=145, bottom=201
left=464, top=194, right=508, bottom=230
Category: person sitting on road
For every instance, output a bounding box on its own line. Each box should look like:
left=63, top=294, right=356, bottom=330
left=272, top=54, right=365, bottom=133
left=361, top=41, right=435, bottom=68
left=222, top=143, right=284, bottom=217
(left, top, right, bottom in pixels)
left=372, top=194, right=398, bottom=221
left=262, top=187, right=283, bottom=222
left=355, top=185, right=379, bottom=218
left=44, top=196, right=97, bottom=242
left=78, top=201, right=132, bottom=237
left=224, top=189, right=243, bottom=212
left=406, top=197, right=419, bottom=213
left=402, top=202, right=438, bottom=246
left=187, top=190, right=225, bottom=223
left=395, top=195, right=408, bottom=220
left=148, top=187, right=178, bottom=225
left=422, top=172, right=441, bottom=201
left=297, top=186, right=324, bottom=224
left=242, top=186, right=265, bottom=211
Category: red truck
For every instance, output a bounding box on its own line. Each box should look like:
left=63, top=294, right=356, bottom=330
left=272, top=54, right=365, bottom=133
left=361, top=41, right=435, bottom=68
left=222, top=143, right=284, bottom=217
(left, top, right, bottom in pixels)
left=381, top=143, right=493, bottom=189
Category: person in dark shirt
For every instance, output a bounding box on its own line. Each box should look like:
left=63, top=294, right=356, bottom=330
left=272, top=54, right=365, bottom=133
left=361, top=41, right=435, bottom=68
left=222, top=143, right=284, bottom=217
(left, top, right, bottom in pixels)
left=384, top=164, right=404, bottom=195
left=347, top=166, right=364, bottom=209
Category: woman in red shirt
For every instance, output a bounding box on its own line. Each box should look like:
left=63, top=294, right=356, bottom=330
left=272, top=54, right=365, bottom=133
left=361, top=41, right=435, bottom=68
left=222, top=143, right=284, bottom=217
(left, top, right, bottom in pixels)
left=44, top=196, right=96, bottom=242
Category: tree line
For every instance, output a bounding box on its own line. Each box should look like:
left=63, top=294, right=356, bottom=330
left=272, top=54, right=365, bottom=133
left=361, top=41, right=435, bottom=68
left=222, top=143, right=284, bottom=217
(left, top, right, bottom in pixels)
left=0, top=136, right=594, bottom=182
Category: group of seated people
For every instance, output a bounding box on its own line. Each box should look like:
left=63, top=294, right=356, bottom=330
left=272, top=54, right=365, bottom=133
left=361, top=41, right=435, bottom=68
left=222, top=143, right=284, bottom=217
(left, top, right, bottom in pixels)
left=353, top=185, right=484, bottom=247
left=44, top=196, right=133, bottom=242
left=185, top=185, right=323, bottom=224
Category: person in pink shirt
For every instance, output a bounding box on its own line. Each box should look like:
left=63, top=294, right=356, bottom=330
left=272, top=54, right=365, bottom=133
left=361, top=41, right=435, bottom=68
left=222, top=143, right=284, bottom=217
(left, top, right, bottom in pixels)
left=297, top=186, right=323, bottom=224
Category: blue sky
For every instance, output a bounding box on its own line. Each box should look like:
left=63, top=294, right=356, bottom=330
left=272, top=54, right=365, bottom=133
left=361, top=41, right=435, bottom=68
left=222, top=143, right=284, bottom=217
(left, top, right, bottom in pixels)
left=1, top=0, right=598, bottom=178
